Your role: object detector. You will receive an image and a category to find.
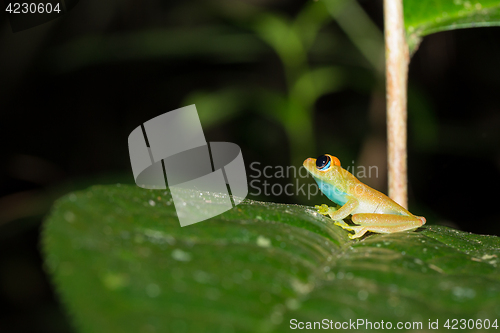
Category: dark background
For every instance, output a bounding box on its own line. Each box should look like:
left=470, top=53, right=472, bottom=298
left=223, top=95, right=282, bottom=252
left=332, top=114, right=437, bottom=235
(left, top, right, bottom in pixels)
left=1, top=0, right=499, bottom=331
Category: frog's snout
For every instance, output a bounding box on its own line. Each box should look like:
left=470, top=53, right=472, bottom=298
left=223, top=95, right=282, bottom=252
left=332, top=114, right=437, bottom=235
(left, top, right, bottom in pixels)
left=303, top=158, right=315, bottom=169
left=303, top=157, right=316, bottom=172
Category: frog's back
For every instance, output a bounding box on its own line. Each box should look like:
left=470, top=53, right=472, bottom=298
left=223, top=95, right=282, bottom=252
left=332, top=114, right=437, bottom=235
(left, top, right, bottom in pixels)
left=343, top=169, right=413, bottom=216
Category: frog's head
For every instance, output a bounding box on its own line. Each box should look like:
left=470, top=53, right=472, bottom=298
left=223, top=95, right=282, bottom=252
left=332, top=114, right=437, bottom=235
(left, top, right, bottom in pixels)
left=303, top=154, right=341, bottom=179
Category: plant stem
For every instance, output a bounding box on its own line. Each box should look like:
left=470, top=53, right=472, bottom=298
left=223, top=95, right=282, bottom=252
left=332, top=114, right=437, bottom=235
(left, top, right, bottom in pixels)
left=384, top=0, right=409, bottom=208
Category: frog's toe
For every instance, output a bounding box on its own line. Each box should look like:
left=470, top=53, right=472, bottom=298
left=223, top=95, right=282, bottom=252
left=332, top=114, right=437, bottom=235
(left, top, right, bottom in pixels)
left=335, top=221, right=356, bottom=229
left=315, top=204, right=330, bottom=215
left=315, top=204, right=329, bottom=209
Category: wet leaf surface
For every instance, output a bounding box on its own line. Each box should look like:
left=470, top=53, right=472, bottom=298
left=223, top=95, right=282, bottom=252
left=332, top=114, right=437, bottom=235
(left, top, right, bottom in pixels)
left=43, top=185, right=500, bottom=332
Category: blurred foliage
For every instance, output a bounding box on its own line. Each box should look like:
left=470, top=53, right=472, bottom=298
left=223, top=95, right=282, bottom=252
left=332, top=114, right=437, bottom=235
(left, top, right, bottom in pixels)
left=45, top=0, right=386, bottom=167
left=44, top=185, right=500, bottom=333
left=2, top=0, right=500, bottom=331
left=404, top=0, right=500, bottom=52
left=323, top=0, right=384, bottom=73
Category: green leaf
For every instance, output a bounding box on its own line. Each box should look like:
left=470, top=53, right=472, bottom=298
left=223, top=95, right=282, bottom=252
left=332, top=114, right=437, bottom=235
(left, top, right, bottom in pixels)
left=290, top=66, right=344, bottom=108
left=43, top=185, right=500, bottom=333
left=292, top=1, right=333, bottom=50
left=253, top=13, right=306, bottom=70
left=183, top=88, right=247, bottom=129
left=404, top=0, right=500, bottom=52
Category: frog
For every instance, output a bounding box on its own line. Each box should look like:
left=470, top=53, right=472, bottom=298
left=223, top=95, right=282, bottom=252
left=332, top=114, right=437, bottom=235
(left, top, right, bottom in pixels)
left=303, top=154, right=426, bottom=239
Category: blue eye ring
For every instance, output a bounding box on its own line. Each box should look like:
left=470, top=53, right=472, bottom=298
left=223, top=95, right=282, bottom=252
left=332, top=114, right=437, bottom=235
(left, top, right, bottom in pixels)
left=316, top=155, right=331, bottom=171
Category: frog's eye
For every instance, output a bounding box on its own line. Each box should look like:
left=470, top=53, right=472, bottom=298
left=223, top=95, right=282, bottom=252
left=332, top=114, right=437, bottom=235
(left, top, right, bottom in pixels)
left=316, top=155, right=331, bottom=171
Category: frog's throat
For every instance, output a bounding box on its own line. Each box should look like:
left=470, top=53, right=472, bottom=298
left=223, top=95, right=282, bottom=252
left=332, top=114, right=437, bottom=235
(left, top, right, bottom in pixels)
left=313, top=177, right=349, bottom=206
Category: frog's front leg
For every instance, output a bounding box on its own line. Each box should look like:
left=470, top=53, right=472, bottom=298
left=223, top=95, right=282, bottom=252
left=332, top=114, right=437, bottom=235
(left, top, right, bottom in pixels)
left=316, top=198, right=358, bottom=232
left=316, top=199, right=358, bottom=223
left=350, top=213, right=426, bottom=238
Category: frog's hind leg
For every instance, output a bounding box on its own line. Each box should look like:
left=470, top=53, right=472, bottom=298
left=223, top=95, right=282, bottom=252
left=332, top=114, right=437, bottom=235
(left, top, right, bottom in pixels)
left=351, top=213, right=425, bottom=234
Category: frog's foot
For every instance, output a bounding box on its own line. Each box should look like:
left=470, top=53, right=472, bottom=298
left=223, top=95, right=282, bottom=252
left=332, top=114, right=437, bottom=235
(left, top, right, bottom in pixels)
left=334, top=223, right=369, bottom=239
left=315, top=204, right=329, bottom=215
left=315, top=204, right=337, bottom=216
